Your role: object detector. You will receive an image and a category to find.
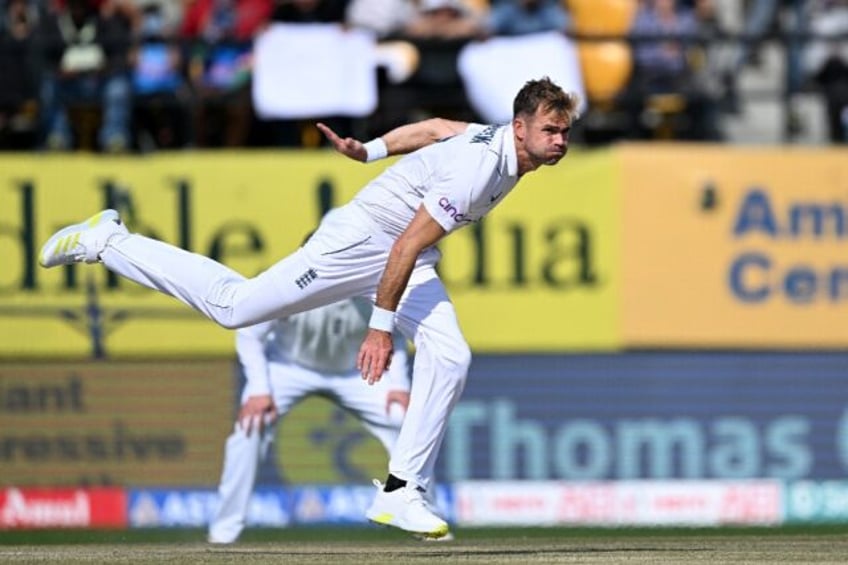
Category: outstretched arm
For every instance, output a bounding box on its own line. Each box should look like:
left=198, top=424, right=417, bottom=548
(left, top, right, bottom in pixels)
left=317, top=118, right=470, bottom=163
left=358, top=206, right=446, bottom=384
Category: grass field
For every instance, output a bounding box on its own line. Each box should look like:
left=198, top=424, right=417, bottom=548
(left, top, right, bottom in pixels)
left=3, top=526, right=848, bottom=564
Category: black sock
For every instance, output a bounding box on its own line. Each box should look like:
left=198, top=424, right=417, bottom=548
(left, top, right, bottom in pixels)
left=383, top=474, right=407, bottom=492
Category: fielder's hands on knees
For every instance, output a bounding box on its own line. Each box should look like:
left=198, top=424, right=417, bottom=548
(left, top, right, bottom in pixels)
left=358, top=329, right=394, bottom=385
left=238, top=394, right=277, bottom=436
left=316, top=122, right=367, bottom=162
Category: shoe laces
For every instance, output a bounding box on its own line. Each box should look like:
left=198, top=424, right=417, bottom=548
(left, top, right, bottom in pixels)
left=371, top=479, right=426, bottom=507
left=372, top=479, right=427, bottom=507
left=401, top=485, right=427, bottom=506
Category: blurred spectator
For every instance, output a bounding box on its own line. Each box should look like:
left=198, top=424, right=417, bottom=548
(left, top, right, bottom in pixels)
left=724, top=0, right=807, bottom=135
left=38, top=0, right=134, bottom=151
left=401, top=0, right=485, bottom=40
left=485, top=0, right=569, bottom=37
left=399, top=0, right=486, bottom=97
left=0, top=0, right=39, bottom=149
left=260, top=0, right=352, bottom=147
left=802, top=0, right=848, bottom=142
left=181, top=0, right=272, bottom=147
left=345, top=0, right=414, bottom=38
left=356, top=0, right=485, bottom=137
left=271, top=0, right=347, bottom=23
left=688, top=0, right=734, bottom=111
left=181, top=0, right=270, bottom=40
left=626, top=0, right=721, bottom=140
left=343, top=0, right=419, bottom=138
left=98, top=0, right=141, bottom=31
left=46, top=0, right=144, bottom=34
left=129, top=1, right=192, bottom=149
left=127, top=0, right=185, bottom=35
left=731, top=0, right=806, bottom=77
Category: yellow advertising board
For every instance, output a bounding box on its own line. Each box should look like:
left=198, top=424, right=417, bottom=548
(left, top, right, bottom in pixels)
left=438, top=148, right=620, bottom=351
left=0, top=361, right=233, bottom=486
left=0, top=151, right=620, bottom=357
left=0, top=152, right=372, bottom=358
left=619, top=144, right=848, bottom=347
left=0, top=361, right=420, bottom=488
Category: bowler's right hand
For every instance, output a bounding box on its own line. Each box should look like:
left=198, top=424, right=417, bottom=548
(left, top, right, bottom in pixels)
left=358, top=329, right=394, bottom=385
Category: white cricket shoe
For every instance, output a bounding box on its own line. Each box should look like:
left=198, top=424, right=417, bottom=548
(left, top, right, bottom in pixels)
left=39, top=209, right=128, bottom=268
left=420, top=531, right=455, bottom=542
left=365, top=480, right=449, bottom=539
left=207, top=516, right=242, bottom=545
left=417, top=487, right=455, bottom=541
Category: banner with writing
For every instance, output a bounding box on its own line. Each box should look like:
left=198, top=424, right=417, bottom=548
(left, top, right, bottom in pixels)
left=0, top=361, right=233, bottom=486
left=0, top=150, right=619, bottom=357
left=619, top=145, right=848, bottom=347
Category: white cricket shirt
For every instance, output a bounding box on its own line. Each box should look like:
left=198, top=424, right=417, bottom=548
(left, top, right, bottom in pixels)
left=236, top=298, right=410, bottom=397
left=352, top=123, right=520, bottom=237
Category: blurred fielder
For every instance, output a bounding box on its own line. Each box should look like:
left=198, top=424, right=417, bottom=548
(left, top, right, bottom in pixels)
left=208, top=296, right=415, bottom=544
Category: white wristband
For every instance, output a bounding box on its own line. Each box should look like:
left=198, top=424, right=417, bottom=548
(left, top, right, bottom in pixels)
left=369, top=306, right=395, bottom=332
left=363, top=138, right=388, bottom=162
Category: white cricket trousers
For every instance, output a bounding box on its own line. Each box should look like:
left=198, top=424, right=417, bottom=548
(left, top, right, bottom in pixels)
left=100, top=203, right=471, bottom=489
left=208, top=360, right=404, bottom=543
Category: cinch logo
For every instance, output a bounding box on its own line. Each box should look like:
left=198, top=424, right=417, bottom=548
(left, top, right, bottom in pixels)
left=439, top=197, right=469, bottom=223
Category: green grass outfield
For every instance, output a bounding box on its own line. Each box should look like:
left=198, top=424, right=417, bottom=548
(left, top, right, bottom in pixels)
left=3, top=526, right=848, bottom=564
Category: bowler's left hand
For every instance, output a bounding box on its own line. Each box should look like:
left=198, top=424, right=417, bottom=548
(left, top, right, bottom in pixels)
left=317, top=122, right=367, bottom=162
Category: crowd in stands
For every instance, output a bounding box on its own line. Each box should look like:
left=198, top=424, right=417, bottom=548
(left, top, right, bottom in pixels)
left=0, top=0, right=844, bottom=152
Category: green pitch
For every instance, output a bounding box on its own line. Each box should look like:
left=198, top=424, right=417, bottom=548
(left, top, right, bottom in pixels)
left=2, top=526, right=848, bottom=564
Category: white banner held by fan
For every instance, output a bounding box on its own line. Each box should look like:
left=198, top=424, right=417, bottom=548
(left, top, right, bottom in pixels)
left=458, top=32, right=586, bottom=125
left=253, top=24, right=378, bottom=119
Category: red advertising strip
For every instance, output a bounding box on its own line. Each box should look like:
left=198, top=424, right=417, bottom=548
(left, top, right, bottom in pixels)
left=456, top=480, right=782, bottom=526
left=0, top=487, right=127, bottom=529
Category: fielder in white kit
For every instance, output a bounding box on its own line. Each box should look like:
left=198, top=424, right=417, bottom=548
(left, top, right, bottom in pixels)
left=208, top=296, right=413, bottom=544
left=39, top=77, right=579, bottom=539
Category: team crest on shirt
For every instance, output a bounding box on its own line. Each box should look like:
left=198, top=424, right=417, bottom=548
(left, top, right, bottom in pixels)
left=295, top=268, right=318, bottom=289
left=470, top=125, right=497, bottom=145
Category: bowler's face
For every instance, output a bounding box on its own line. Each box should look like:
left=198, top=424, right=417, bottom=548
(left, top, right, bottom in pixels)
left=519, top=107, right=571, bottom=167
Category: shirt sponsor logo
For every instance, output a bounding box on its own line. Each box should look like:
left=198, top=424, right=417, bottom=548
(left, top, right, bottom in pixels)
left=439, top=197, right=470, bottom=223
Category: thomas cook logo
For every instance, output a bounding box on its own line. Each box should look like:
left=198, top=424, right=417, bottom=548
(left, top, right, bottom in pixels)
left=439, top=197, right=471, bottom=223
left=295, top=269, right=318, bottom=290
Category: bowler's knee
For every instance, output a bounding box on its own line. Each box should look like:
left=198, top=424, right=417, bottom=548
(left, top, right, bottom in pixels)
left=442, top=340, right=472, bottom=387
left=212, top=308, right=254, bottom=330
left=217, top=317, right=249, bottom=331
left=455, top=342, right=472, bottom=375
left=205, top=277, right=257, bottom=330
